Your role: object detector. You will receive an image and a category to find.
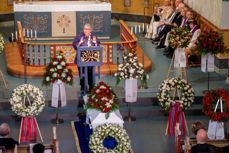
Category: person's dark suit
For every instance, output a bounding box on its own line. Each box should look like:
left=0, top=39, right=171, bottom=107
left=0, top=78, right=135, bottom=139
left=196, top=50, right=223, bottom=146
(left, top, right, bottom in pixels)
left=0, top=137, right=19, bottom=150
left=72, top=33, right=100, bottom=93
left=156, top=12, right=183, bottom=47
left=191, top=143, right=220, bottom=153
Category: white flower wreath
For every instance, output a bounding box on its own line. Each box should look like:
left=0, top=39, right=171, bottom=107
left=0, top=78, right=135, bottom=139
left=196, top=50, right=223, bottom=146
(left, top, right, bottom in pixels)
left=89, top=124, right=131, bottom=153
left=9, top=84, right=45, bottom=117
left=157, top=77, right=195, bottom=111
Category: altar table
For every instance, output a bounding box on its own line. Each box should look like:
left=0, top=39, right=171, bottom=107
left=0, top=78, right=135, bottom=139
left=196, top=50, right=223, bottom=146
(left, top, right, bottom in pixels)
left=14, top=1, right=111, bottom=39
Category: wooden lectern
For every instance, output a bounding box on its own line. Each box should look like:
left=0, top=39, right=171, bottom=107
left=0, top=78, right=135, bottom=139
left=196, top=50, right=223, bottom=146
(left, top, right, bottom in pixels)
left=77, top=46, right=103, bottom=94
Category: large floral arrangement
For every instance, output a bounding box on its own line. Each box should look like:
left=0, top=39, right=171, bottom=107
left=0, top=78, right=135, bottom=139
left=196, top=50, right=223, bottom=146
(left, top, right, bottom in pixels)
left=43, top=53, right=73, bottom=86
left=89, top=124, right=131, bottom=153
left=86, top=82, right=118, bottom=113
left=168, top=27, right=192, bottom=48
left=0, top=33, right=5, bottom=54
left=202, top=89, right=229, bottom=121
left=197, top=31, right=225, bottom=55
left=157, top=77, right=195, bottom=111
left=9, top=84, right=45, bottom=117
left=114, top=52, right=149, bottom=85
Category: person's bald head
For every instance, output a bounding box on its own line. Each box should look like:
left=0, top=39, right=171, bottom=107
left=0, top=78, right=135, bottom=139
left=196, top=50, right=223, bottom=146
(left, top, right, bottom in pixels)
left=196, top=129, right=208, bottom=143
left=0, top=123, right=10, bottom=137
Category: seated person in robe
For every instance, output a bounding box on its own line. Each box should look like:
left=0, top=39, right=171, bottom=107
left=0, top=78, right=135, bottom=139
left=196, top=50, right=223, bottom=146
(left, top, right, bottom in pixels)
left=152, top=2, right=185, bottom=48
left=72, top=23, right=100, bottom=94
left=145, top=0, right=173, bottom=39
left=185, top=20, right=201, bottom=59
left=0, top=123, right=19, bottom=150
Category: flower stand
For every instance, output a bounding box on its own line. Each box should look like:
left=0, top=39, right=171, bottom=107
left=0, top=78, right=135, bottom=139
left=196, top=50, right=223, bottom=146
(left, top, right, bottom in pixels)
left=51, top=81, right=66, bottom=124
left=166, top=102, right=188, bottom=137
left=207, top=98, right=225, bottom=140
left=167, top=48, right=187, bottom=80
left=124, top=79, right=137, bottom=122
left=19, top=116, right=43, bottom=144
left=201, top=53, right=215, bottom=72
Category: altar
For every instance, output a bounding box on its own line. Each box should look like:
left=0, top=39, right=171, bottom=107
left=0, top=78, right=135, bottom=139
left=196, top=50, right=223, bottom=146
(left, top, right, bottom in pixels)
left=13, top=1, right=111, bottom=39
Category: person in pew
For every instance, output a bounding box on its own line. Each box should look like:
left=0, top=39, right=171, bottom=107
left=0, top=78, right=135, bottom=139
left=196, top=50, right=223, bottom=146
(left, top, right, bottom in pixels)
left=72, top=23, right=100, bottom=95
left=163, top=13, right=196, bottom=58
left=191, top=121, right=206, bottom=136
left=145, top=0, right=173, bottom=39
left=32, top=143, right=45, bottom=153
left=0, top=123, right=19, bottom=150
left=152, top=2, right=185, bottom=49
left=185, top=20, right=201, bottom=64
left=191, top=129, right=219, bottom=153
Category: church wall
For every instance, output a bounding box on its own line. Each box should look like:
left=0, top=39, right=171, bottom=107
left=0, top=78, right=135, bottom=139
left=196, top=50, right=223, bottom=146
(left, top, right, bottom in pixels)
left=0, top=0, right=13, bottom=13
left=110, top=0, right=164, bottom=16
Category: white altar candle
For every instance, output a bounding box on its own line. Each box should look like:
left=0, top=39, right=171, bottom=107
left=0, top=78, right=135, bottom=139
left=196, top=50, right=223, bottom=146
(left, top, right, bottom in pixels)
left=53, top=126, right=56, bottom=140
left=142, top=23, right=144, bottom=32
left=139, top=25, right=141, bottom=33
left=34, top=30, right=37, bottom=39
left=134, top=26, right=137, bottom=34
left=11, top=33, right=14, bottom=40
left=220, top=97, right=223, bottom=112
left=56, top=141, right=60, bottom=153
left=130, top=27, right=133, bottom=35
left=30, top=29, right=33, bottom=38
left=23, top=28, right=25, bottom=36
left=26, top=29, right=29, bottom=37
left=15, top=31, right=18, bottom=40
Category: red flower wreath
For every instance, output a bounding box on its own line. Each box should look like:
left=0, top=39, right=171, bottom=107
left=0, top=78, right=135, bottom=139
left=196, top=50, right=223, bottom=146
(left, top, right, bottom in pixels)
left=86, top=82, right=118, bottom=113
left=202, top=89, right=229, bottom=122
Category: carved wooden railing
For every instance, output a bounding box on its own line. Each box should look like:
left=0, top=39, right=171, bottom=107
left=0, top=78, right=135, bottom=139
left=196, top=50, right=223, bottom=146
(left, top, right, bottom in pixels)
left=19, top=20, right=137, bottom=67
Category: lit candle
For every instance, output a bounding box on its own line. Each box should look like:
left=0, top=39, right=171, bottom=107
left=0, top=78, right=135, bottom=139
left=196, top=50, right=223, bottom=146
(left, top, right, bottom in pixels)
left=142, top=23, right=144, bottom=32
left=11, top=33, right=14, bottom=40
left=30, top=29, right=33, bottom=38
left=56, top=141, right=60, bottom=153
left=26, top=29, right=29, bottom=37
left=23, top=28, right=25, bottom=36
left=34, top=30, right=37, bottom=39
left=135, top=26, right=137, bottom=34
left=130, top=27, right=133, bottom=35
left=53, top=126, right=56, bottom=140
left=15, top=31, right=18, bottom=40
left=139, top=25, right=141, bottom=33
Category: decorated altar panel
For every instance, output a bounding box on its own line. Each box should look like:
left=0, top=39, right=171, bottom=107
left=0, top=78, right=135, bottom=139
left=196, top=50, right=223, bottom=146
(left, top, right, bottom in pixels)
left=14, top=1, right=111, bottom=39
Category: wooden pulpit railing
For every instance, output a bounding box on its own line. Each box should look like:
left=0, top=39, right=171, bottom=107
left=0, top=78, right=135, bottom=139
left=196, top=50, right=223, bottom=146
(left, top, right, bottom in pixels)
left=18, top=20, right=138, bottom=67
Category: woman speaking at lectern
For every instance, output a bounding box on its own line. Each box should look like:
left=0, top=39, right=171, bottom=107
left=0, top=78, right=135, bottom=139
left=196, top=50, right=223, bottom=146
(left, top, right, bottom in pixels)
left=72, top=23, right=100, bottom=94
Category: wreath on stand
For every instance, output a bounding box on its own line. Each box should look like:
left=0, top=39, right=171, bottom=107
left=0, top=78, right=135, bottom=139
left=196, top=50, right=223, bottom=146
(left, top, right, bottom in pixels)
left=89, top=124, right=131, bottom=153
left=157, top=77, right=195, bottom=111
left=9, top=84, right=45, bottom=117
left=202, top=89, right=229, bottom=122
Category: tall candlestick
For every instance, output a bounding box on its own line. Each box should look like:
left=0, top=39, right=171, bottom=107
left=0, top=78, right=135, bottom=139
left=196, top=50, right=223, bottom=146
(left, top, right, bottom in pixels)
left=53, top=126, right=57, bottom=140
left=23, top=28, right=25, bottom=36
left=15, top=31, right=18, bottom=40
left=135, top=26, right=137, bottom=34
left=130, top=27, right=133, bottom=35
left=139, top=25, right=141, bottom=33
left=34, top=30, right=37, bottom=39
left=11, top=33, right=14, bottom=40
left=56, top=141, right=60, bottom=153
left=27, top=29, right=29, bottom=37
left=147, top=24, right=149, bottom=33
left=30, top=29, right=33, bottom=38
left=142, top=23, right=144, bottom=32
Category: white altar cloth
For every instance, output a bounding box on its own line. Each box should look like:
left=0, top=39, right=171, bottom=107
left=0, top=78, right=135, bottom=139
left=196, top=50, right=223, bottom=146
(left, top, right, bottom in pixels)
left=86, top=109, right=124, bottom=129
left=14, top=1, right=111, bottom=12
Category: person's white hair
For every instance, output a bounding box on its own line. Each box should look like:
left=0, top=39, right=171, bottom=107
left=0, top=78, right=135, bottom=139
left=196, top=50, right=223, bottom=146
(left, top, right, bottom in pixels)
left=84, top=23, right=92, bottom=30
left=0, top=123, right=10, bottom=137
